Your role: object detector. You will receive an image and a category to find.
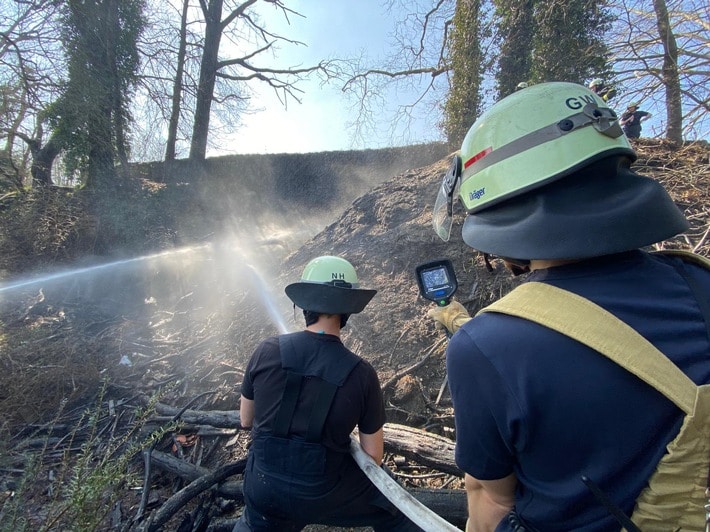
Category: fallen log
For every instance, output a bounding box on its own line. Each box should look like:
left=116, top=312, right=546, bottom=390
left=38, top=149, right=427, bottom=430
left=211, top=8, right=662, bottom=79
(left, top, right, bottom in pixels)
left=152, top=403, right=241, bottom=428
left=383, top=423, right=462, bottom=477
left=204, top=486, right=468, bottom=532
left=149, top=450, right=466, bottom=527
left=144, top=459, right=246, bottom=532
left=350, top=437, right=460, bottom=532
left=150, top=450, right=243, bottom=500
left=148, top=405, right=458, bottom=476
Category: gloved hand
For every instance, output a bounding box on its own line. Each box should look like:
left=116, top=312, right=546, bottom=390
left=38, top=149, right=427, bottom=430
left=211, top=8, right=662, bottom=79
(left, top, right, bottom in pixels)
left=427, top=300, right=471, bottom=335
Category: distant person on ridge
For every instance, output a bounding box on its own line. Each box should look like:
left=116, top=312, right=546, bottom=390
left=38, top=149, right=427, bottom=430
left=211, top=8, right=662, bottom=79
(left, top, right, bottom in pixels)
left=234, top=255, right=420, bottom=531
left=588, top=78, right=616, bottom=102
left=427, top=82, right=709, bottom=530
left=620, top=102, right=652, bottom=139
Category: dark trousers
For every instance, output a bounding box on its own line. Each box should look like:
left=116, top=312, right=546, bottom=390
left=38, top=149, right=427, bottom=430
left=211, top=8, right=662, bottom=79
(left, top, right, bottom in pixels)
left=233, top=451, right=422, bottom=531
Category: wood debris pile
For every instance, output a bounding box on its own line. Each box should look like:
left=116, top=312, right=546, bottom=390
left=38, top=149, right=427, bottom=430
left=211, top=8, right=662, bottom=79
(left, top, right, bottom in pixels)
left=0, top=139, right=706, bottom=530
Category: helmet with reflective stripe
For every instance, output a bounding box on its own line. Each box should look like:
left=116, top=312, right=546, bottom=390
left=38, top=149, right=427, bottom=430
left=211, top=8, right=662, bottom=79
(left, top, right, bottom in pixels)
left=285, top=256, right=377, bottom=314
left=458, top=82, right=633, bottom=214
left=432, top=82, right=688, bottom=259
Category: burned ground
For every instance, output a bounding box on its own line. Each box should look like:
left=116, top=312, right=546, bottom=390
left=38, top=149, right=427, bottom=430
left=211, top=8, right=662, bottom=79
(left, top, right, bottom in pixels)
left=0, top=139, right=707, bottom=530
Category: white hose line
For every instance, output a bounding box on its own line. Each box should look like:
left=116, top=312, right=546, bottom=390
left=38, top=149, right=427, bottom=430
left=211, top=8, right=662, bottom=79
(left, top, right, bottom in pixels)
left=349, top=436, right=460, bottom=532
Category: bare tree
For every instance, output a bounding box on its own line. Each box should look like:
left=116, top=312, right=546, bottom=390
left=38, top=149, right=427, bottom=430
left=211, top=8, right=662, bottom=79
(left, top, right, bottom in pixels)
left=187, top=0, right=336, bottom=161
left=607, top=0, right=709, bottom=141
left=341, top=0, right=612, bottom=146
left=651, top=0, right=682, bottom=143
left=165, top=0, right=190, bottom=162
left=340, top=0, right=456, bottom=146
left=0, top=0, right=64, bottom=186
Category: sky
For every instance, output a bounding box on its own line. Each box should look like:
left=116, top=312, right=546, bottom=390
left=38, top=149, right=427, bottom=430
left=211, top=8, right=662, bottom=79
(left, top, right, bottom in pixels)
left=211, top=1, right=445, bottom=156
left=207, top=1, right=707, bottom=157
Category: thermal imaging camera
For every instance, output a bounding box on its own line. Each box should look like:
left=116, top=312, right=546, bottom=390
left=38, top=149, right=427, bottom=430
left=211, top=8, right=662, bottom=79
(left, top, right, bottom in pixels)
left=415, top=259, right=458, bottom=307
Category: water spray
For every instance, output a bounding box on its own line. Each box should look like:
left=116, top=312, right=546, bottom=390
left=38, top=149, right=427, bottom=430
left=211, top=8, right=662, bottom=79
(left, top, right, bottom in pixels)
left=0, top=245, right=209, bottom=295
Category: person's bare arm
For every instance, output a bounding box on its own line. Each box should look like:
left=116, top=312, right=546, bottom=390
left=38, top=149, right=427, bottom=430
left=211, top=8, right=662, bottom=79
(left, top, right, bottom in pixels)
left=358, top=427, right=384, bottom=464
left=239, top=395, right=254, bottom=428
left=464, top=472, right=517, bottom=532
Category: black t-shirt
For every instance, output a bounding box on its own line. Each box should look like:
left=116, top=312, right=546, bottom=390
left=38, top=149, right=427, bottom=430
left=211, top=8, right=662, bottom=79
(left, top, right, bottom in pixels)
left=241, top=331, right=386, bottom=453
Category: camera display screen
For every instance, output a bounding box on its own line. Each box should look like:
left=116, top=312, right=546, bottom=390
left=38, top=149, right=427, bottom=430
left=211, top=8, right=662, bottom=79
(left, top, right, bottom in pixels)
left=421, top=267, right=449, bottom=291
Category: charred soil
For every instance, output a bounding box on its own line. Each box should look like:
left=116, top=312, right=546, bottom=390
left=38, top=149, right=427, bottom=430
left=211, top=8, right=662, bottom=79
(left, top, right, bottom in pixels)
left=0, top=139, right=707, bottom=530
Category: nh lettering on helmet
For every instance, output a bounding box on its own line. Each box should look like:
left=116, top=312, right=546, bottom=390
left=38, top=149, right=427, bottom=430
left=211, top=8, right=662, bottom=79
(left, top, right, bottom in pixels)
left=332, top=273, right=345, bottom=280
left=566, top=94, right=597, bottom=110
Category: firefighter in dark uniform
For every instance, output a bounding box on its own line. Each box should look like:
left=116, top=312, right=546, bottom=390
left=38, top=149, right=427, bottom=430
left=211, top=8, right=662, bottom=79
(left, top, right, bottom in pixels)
left=234, top=256, right=421, bottom=531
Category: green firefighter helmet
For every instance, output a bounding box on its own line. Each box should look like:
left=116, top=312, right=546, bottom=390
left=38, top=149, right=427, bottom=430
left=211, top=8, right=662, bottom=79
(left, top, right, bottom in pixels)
left=285, top=256, right=377, bottom=314
left=432, top=82, right=688, bottom=259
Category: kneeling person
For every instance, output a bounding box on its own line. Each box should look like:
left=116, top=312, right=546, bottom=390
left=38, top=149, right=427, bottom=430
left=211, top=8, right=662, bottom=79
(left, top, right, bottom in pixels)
left=235, top=256, right=420, bottom=532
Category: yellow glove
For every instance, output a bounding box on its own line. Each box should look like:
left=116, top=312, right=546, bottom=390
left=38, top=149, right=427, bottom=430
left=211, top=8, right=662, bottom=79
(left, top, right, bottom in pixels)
left=427, top=300, right=471, bottom=335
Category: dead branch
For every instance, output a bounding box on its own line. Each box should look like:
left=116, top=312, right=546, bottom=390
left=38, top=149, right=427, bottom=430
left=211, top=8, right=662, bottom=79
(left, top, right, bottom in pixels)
left=149, top=450, right=243, bottom=500
left=143, top=459, right=246, bottom=532
left=383, top=423, right=461, bottom=477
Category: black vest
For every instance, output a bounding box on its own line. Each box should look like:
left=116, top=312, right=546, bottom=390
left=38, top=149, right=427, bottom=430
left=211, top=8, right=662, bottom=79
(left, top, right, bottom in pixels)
left=252, top=331, right=360, bottom=476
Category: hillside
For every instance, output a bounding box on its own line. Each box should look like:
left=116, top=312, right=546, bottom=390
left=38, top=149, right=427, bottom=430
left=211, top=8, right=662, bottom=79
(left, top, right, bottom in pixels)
left=0, top=138, right=707, bottom=530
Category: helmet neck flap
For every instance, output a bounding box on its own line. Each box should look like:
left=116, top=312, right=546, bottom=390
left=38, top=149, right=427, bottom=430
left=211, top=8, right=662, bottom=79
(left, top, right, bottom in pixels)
left=461, top=156, right=689, bottom=259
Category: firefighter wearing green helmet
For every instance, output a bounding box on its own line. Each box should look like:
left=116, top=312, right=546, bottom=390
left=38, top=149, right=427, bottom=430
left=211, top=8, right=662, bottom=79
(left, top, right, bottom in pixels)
left=588, top=78, right=616, bottom=102
left=429, top=82, right=710, bottom=531
left=235, top=256, right=421, bottom=531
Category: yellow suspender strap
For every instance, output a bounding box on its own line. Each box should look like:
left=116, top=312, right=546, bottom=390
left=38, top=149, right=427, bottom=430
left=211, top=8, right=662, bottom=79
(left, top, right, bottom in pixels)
left=479, top=282, right=697, bottom=414
left=656, top=249, right=710, bottom=270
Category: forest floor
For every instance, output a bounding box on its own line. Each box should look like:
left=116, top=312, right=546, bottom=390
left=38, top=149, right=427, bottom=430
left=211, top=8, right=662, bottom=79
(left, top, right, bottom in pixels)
left=0, top=138, right=707, bottom=530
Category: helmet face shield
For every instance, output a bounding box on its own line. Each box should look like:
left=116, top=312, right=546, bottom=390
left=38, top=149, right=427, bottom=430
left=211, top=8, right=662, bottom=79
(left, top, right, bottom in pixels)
left=432, top=156, right=462, bottom=241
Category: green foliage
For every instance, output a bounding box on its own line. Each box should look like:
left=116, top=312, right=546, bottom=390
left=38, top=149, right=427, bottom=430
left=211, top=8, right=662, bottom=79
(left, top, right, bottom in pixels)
left=45, top=0, right=146, bottom=187
left=494, top=0, right=613, bottom=94
left=443, top=0, right=614, bottom=144
left=0, top=382, right=179, bottom=531
left=443, top=0, right=488, bottom=147
left=494, top=0, right=535, bottom=97
left=530, top=0, right=613, bottom=84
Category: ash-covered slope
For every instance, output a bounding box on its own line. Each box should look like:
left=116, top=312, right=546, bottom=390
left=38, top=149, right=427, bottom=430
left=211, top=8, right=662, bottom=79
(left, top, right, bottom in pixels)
left=273, top=139, right=708, bottom=411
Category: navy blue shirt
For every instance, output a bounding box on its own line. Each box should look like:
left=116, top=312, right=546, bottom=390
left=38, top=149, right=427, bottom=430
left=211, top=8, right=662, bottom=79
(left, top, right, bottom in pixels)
left=447, top=251, right=710, bottom=531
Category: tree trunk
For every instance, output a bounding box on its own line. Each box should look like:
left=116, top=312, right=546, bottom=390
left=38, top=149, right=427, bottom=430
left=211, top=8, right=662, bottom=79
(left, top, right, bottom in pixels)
left=189, top=0, right=224, bottom=162
left=30, top=134, right=60, bottom=187
left=383, top=423, right=462, bottom=477
left=165, top=0, right=190, bottom=163
left=652, top=0, right=683, bottom=144
left=107, top=0, right=130, bottom=177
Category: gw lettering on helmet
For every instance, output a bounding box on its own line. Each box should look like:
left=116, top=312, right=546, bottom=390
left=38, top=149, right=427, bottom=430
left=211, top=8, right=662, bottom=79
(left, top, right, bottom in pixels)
left=332, top=273, right=345, bottom=280
left=469, top=187, right=485, bottom=201
left=566, top=95, right=597, bottom=110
